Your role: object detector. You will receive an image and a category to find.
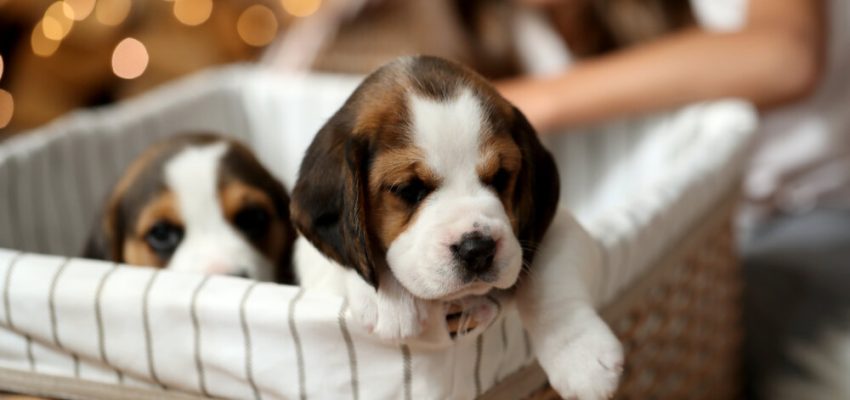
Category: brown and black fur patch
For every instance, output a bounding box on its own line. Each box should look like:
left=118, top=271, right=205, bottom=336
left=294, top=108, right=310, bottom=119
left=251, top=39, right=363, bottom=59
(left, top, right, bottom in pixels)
left=367, top=147, right=439, bottom=248
left=218, top=141, right=297, bottom=284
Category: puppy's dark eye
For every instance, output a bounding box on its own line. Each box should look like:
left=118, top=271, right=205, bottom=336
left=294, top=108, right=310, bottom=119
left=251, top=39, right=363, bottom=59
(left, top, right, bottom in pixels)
left=234, top=206, right=271, bottom=240
left=391, top=178, right=432, bottom=205
left=145, top=221, right=183, bottom=256
left=488, top=168, right=511, bottom=193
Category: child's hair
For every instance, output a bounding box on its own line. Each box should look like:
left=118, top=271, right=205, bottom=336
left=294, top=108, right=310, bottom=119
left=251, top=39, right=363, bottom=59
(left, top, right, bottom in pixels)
left=545, top=0, right=695, bottom=57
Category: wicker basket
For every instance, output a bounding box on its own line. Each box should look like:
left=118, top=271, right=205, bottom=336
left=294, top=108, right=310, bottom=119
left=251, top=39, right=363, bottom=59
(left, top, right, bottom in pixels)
left=484, top=191, right=742, bottom=400
left=0, top=67, right=755, bottom=400
left=607, top=196, right=741, bottom=399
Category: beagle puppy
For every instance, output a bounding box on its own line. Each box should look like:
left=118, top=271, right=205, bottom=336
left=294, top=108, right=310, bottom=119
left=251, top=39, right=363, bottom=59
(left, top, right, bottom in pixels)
left=291, top=56, right=623, bottom=399
left=84, top=133, right=296, bottom=284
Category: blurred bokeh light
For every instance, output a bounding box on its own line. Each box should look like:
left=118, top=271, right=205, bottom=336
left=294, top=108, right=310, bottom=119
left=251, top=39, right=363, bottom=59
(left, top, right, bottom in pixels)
left=237, top=5, right=278, bottom=47
left=30, top=20, right=61, bottom=57
left=0, top=89, right=13, bottom=129
left=281, top=0, right=320, bottom=18
left=65, top=0, right=95, bottom=21
left=42, top=2, right=75, bottom=40
left=95, top=0, right=131, bottom=26
left=112, top=37, right=149, bottom=79
left=173, top=0, right=214, bottom=26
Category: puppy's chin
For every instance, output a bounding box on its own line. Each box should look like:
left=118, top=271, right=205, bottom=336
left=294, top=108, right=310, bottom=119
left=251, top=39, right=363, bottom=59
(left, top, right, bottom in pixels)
left=166, top=238, right=276, bottom=281
left=439, top=283, right=498, bottom=301
left=167, top=256, right=275, bottom=281
left=385, top=236, right=524, bottom=301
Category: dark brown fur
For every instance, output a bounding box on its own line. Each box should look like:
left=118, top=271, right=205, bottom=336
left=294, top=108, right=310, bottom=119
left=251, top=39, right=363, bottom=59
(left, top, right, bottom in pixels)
left=546, top=0, right=695, bottom=57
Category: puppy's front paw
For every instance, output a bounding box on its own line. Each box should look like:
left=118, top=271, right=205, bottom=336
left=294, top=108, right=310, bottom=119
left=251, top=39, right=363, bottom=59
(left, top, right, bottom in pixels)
left=540, top=318, right=623, bottom=400
left=347, top=274, right=428, bottom=341
left=371, top=295, right=429, bottom=341
left=446, top=296, right=499, bottom=337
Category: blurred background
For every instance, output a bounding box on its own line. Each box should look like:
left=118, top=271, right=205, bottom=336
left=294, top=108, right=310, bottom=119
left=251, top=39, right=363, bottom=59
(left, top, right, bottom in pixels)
left=0, top=0, right=692, bottom=137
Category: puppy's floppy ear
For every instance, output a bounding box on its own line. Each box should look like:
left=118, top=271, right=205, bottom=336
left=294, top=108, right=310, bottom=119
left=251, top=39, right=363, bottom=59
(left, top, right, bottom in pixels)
left=272, top=201, right=298, bottom=285
left=268, top=183, right=298, bottom=285
left=510, top=106, right=560, bottom=266
left=290, top=117, right=381, bottom=287
left=82, top=199, right=124, bottom=262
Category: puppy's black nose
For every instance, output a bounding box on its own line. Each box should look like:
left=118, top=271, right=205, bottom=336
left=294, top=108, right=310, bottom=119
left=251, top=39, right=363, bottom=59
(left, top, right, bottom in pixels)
left=451, top=232, right=496, bottom=274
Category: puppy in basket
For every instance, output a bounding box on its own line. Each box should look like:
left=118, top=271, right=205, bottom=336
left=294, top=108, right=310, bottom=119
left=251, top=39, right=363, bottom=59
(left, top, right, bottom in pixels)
left=83, top=133, right=297, bottom=284
left=290, top=56, right=623, bottom=399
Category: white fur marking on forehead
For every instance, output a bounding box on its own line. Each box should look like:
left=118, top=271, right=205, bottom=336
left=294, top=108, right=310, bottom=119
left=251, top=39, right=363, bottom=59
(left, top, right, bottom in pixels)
left=164, top=142, right=229, bottom=229
left=408, top=88, right=486, bottom=178
left=389, top=89, right=521, bottom=300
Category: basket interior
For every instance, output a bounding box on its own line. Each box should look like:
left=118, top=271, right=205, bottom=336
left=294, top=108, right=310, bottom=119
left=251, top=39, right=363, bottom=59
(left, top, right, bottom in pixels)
left=0, top=66, right=757, bottom=400
left=0, top=67, right=755, bottom=291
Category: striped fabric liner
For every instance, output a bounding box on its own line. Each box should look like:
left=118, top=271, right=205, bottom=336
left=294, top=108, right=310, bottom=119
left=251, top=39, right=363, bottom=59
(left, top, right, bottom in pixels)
left=0, top=66, right=756, bottom=399
left=0, top=251, right=533, bottom=399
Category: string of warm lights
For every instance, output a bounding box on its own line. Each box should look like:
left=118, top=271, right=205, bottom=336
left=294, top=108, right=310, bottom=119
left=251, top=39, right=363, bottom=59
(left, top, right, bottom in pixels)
left=3, top=0, right=324, bottom=131
left=29, top=0, right=322, bottom=70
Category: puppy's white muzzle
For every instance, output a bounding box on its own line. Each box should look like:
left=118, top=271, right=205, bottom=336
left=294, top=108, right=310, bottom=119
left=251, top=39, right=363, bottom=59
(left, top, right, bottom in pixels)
left=167, top=229, right=273, bottom=281
left=386, top=191, right=523, bottom=300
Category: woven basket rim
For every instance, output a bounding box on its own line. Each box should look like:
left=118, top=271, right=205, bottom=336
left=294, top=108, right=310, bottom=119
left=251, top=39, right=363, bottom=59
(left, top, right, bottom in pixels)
left=479, top=187, right=740, bottom=400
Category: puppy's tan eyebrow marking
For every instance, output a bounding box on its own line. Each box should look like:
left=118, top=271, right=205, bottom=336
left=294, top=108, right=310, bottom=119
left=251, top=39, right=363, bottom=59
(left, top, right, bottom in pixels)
left=369, top=148, right=441, bottom=194
left=134, top=192, right=182, bottom=238
left=218, top=180, right=275, bottom=221
left=477, top=136, right=522, bottom=179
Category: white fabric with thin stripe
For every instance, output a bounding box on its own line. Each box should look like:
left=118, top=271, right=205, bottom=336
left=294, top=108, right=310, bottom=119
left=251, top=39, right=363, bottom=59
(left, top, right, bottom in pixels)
left=0, top=65, right=756, bottom=399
